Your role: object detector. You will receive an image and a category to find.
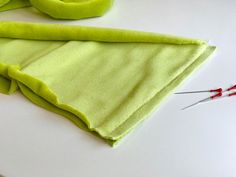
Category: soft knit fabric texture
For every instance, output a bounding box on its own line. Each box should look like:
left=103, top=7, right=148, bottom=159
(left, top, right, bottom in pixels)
left=0, top=0, right=113, bottom=19
left=0, top=22, right=216, bottom=146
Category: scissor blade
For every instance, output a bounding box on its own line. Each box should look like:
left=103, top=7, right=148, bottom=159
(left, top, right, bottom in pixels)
left=175, top=90, right=208, bottom=94
left=181, top=97, right=210, bottom=110
left=181, top=101, right=200, bottom=110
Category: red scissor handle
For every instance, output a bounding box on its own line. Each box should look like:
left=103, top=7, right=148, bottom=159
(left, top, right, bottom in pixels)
left=227, top=85, right=236, bottom=91
left=210, top=88, right=222, bottom=93
left=229, top=92, right=236, bottom=97
left=210, top=92, right=222, bottom=99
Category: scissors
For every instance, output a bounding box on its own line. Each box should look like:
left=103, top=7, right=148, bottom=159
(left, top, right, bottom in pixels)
left=175, top=85, right=236, bottom=110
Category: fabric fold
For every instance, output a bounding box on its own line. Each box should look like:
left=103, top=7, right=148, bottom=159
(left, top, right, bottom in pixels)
left=0, top=22, right=216, bottom=146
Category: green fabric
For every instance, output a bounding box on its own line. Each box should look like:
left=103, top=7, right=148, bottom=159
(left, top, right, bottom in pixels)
left=0, top=22, right=215, bottom=146
left=0, top=0, right=113, bottom=19
left=30, top=0, right=113, bottom=20
left=0, top=0, right=10, bottom=6
left=0, top=0, right=30, bottom=12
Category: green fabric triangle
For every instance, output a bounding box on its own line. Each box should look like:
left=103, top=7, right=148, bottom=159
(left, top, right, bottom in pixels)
left=0, top=22, right=215, bottom=146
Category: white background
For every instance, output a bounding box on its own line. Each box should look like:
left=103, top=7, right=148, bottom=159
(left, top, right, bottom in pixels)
left=0, top=0, right=236, bottom=177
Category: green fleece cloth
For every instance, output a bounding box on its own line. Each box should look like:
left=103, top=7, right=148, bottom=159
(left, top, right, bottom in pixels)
left=0, top=0, right=30, bottom=12
left=0, top=0, right=113, bottom=19
left=0, top=22, right=215, bottom=146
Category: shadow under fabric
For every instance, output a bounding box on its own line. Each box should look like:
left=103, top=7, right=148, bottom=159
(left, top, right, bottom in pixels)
left=0, top=22, right=216, bottom=146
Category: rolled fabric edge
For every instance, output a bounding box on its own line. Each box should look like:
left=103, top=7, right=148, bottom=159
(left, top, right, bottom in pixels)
left=30, top=0, right=114, bottom=20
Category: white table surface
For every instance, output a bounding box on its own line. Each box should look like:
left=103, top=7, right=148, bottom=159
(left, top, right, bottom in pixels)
left=0, top=0, right=236, bottom=177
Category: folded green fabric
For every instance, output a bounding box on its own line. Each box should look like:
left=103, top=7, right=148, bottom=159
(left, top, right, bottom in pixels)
left=0, top=0, right=30, bottom=12
left=0, top=22, right=215, bottom=146
left=0, top=0, right=113, bottom=19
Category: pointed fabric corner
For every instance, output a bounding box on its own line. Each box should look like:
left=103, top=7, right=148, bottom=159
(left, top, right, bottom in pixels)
left=0, top=22, right=216, bottom=146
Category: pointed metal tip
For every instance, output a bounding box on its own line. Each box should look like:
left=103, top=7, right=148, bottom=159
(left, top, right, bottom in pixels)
left=181, top=106, right=190, bottom=110
left=181, top=102, right=199, bottom=110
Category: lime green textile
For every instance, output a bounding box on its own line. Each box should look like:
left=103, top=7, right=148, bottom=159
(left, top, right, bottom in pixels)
left=30, top=0, right=113, bottom=20
left=0, top=0, right=30, bottom=12
left=0, top=0, right=10, bottom=6
left=0, top=22, right=215, bottom=146
left=0, top=0, right=113, bottom=19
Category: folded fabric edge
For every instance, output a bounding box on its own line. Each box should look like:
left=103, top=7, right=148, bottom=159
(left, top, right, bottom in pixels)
left=30, top=0, right=113, bottom=20
left=0, top=63, right=19, bottom=94
left=17, top=82, right=116, bottom=146
left=107, top=46, right=216, bottom=146
left=0, top=22, right=216, bottom=147
left=0, top=63, right=116, bottom=145
left=0, top=46, right=216, bottom=147
left=0, top=75, right=11, bottom=94
left=0, top=21, right=206, bottom=45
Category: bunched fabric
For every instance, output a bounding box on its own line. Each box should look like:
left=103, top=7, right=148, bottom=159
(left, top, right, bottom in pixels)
left=0, top=22, right=216, bottom=146
left=0, top=0, right=113, bottom=19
